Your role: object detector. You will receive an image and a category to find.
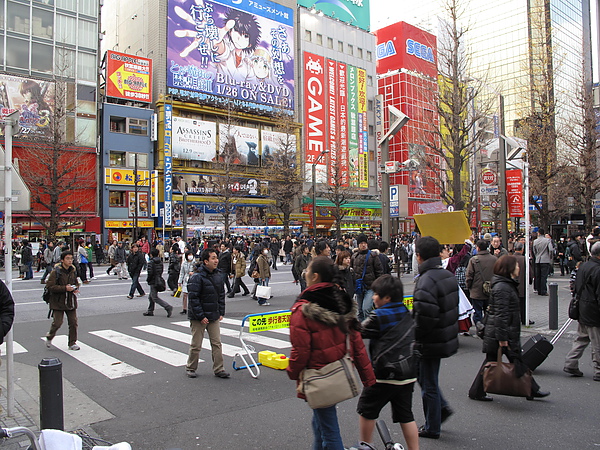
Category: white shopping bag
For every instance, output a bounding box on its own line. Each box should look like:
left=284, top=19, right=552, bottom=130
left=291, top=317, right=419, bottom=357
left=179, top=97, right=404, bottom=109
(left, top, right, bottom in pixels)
left=256, top=285, right=272, bottom=299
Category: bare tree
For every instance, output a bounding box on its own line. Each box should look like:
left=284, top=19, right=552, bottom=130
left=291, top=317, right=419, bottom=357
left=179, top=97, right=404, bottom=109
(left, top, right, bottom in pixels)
left=320, top=155, right=359, bottom=239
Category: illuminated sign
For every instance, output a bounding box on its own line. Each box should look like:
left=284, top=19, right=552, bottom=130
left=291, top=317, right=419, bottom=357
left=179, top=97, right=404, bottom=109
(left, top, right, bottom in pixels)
left=106, top=51, right=152, bottom=103
left=164, top=105, right=173, bottom=226
left=104, top=168, right=150, bottom=186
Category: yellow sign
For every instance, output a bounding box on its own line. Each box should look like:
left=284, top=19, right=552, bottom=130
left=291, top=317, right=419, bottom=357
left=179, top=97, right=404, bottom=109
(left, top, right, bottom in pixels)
left=248, top=312, right=291, bottom=333
left=104, top=220, right=154, bottom=228
left=404, top=296, right=413, bottom=311
left=104, top=168, right=150, bottom=186
left=413, top=211, right=472, bottom=244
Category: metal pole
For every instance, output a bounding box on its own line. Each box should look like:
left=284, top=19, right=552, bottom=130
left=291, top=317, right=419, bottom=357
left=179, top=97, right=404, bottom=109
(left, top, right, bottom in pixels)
left=182, top=191, right=188, bottom=242
left=524, top=160, right=531, bottom=326
left=312, top=163, right=317, bottom=238
left=498, top=95, right=509, bottom=247
left=133, top=154, right=138, bottom=242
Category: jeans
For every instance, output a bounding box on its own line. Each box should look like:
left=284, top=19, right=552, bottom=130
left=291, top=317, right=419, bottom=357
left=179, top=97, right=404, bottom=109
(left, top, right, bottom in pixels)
left=534, top=262, right=550, bottom=294
left=129, top=273, right=145, bottom=297
left=356, top=289, right=374, bottom=321
left=472, top=297, right=488, bottom=325
left=418, top=357, right=449, bottom=435
left=41, top=263, right=54, bottom=281
left=186, top=319, right=224, bottom=373
left=311, top=405, right=344, bottom=450
left=24, top=262, right=33, bottom=279
left=223, top=273, right=231, bottom=293
left=285, top=253, right=292, bottom=264
left=564, top=323, right=600, bottom=377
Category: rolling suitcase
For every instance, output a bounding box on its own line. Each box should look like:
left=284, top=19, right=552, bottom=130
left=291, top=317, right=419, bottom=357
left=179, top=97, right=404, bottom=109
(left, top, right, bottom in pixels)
left=521, top=319, right=573, bottom=371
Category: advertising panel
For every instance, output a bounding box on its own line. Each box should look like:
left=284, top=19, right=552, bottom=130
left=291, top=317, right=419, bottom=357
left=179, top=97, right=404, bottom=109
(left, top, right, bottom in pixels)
left=151, top=170, right=159, bottom=217
left=172, top=172, right=269, bottom=197
left=128, top=191, right=149, bottom=218
left=172, top=116, right=217, bottom=161
left=167, top=0, right=294, bottom=113
left=297, top=0, right=370, bottom=32
left=104, top=168, right=150, bottom=186
left=218, top=124, right=260, bottom=165
left=375, top=21, right=437, bottom=78
left=375, top=94, right=384, bottom=191
left=304, top=52, right=327, bottom=183
left=327, top=59, right=337, bottom=186
left=357, top=67, right=368, bottom=188
left=164, top=105, right=173, bottom=226
left=0, top=74, right=54, bottom=137
left=506, top=169, right=524, bottom=217
left=106, top=51, right=152, bottom=103
left=338, top=62, right=349, bottom=187
left=262, top=130, right=297, bottom=168
left=347, top=65, right=359, bottom=187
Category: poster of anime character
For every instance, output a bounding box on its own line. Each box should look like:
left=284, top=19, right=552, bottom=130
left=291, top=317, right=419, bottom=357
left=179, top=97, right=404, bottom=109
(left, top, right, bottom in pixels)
left=261, top=130, right=296, bottom=168
left=408, top=143, right=427, bottom=195
left=167, top=0, right=294, bottom=113
left=0, top=74, right=54, bottom=137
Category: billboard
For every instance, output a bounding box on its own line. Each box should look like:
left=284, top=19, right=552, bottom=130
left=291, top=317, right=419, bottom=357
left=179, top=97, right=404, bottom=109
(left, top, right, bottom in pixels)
left=337, top=62, right=349, bottom=186
left=0, top=74, right=54, bottom=137
left=303, top=52, right=327, bottom=183
left=172, top=116, right=217, bottom=161
left=106, top=51, right=152, bottom=103
left=375, top=21, right=437, bottom=78
left=262, top=130, right=297, bottom=168
left=297, top=0, right=370, bottom=32
left=164, top=105, right=173, bottom=226
left=172, top=172, right=269, bottom=197
left=218, top=124, right=260, bottom=165
left=167, top=0, right=294, bottom=113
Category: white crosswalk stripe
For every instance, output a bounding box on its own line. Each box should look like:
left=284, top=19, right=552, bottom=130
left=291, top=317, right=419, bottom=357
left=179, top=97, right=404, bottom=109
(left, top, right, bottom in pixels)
left=90, top=330, right=188, bottom=367
left=41, top=336, right=143, bottom=379
left=0, top=341, right=28, bottom=355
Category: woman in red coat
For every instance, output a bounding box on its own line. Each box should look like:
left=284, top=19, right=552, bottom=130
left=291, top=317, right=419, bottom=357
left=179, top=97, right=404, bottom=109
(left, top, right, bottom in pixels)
left=287, top=256, right=376, bottom=450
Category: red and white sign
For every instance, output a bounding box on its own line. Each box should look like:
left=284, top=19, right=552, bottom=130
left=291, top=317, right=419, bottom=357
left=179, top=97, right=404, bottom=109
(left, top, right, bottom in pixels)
left=338, top=62, right=349, bottom=186
left=481, top=169, right=497, bottom=185
left=106, top=50, right=152, bottom=103
left=327, top=59, right=337, bottom=186
left=506, top=169, right=524, bottom=217
left=304, top=52, right=327, bottom=182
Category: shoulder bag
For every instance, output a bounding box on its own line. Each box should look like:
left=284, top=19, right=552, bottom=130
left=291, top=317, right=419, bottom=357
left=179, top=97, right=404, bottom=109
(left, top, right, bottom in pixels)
left=297, top=334, right=360, bottom=409
left=355, top=251, right=370, bottom=295
left=156, top=276, right=166, bottom=292
left=483, top=347, right=532, bottom=397
left=475, top=257, right=492, bottom=297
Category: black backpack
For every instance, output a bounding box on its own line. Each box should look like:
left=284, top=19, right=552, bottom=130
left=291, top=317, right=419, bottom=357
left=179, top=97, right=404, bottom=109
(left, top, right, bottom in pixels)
left=42, top=267, right=61, bottom=304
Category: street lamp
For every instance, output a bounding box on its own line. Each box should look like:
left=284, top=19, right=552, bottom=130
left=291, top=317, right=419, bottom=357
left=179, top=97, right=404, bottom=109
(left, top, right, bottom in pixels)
left=312, top=149, right=329, bottom=238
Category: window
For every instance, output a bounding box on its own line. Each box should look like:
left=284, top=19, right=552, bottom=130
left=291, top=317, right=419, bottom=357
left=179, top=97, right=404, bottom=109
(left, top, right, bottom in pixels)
left=55, top=48, right=76, bottom=78
left=110, top=151, right=149, bottom=169
left=79, top=0, right=97, bottom=16
left=316, top=33, right=322, bottom=45
left=305, top=30, right=311, bottom=41
left=338, top=41, right=343, bottom=52
left=7, top=2, right=30, bottom=34
left=109, top=151, right=126, bottom=166
left=347, top=44, right=353, bottom=55
left=327, top=37, right=333, bottom=49
left=6, top=37, right=29, bottom=69
left=32, top=7, right=53, bottom=39
left=32, top=43, right=53, bottom=73
left=78, top=19, right=97, bottom=49
left=369, top=125, right=374, bottom=136
left=357, top=48, right=363, bottom=59
left=126, top=152, right=148, bottom=169
left=56, top=14, right=77, bottom=45
left=109, top=191, right=127, bottom=207
left=56, top=0, right=77, bottom=12
left=367, top=75, right=373, bottom=86
left=77, top=52, right=96, bottom=81
left=110, top=116, right=148, bottom=135
left=368, top=100, right=373, bottom=111
left=366, top=51, right=372, bottom=62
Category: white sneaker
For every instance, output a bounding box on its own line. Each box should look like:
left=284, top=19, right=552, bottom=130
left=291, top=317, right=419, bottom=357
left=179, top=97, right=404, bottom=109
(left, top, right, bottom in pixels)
left=92, top=277, right=97, bottom=280
left=260, top=302, right=271, bottom=306
left=45, top=337, right=53, bottom=348
left=69, top=344, right=80, bottom=351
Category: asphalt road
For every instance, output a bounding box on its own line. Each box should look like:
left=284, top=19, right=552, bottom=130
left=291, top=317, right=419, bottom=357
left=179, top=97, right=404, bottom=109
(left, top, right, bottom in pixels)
left=6, top=265, right=600, bottom=449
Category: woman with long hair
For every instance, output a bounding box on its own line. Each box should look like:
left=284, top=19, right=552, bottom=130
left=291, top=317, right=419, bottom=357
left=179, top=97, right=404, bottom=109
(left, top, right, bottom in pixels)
left=287, top=256, right=375, bottom=449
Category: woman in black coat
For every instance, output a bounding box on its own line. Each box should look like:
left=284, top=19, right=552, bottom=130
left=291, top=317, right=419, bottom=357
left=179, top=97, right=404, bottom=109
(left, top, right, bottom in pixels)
left=468, top=255, right=549, bottom=401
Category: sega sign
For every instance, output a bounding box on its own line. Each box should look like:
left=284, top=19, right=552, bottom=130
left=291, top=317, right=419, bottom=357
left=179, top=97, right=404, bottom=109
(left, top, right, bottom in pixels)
left=375, top=21, right=437, bottom=78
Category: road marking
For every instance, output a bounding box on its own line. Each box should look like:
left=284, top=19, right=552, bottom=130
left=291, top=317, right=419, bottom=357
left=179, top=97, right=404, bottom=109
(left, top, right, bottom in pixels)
left=90, top=330, right=187, bottom=367
left=0, top=341, right=27, bottom=355
left=41, top=336, right=143, bottom=379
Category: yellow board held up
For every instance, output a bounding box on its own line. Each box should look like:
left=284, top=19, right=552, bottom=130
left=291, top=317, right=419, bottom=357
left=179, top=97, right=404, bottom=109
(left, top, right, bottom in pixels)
left=413, top=211, right=472, bottom=245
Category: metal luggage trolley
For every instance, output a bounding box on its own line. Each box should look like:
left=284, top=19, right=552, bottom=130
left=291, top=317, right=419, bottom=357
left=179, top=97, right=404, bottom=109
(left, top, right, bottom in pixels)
left=232, top=309, right=291, bottom=378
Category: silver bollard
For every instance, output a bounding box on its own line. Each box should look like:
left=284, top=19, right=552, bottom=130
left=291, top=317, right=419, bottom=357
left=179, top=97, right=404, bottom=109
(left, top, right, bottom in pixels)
left=549, top=282, right=559, bottom=330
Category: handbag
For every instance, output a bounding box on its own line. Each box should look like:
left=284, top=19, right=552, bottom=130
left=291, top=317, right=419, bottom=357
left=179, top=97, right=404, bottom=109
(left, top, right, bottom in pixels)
left=251, top=270, right=260, bottom=279
left=173, top=286, right=182, bottom=298
left=80, top=255, right=88, bottom=264
left=156, top=276, right=166, bottom=292
left=355, top=251, right=370, bottom=295
left=256, top=285, right=272, bottom=299
left=298, top=334, right=360, bottom=409
left=483, top=348, right=533, bottom=397
left=568, top=295, right=579, bottom=320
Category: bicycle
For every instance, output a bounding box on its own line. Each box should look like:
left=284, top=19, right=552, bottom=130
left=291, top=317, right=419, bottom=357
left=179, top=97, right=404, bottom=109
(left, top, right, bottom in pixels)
left=376, top=419, right=405, bottom=450
left=0, top=426, right=131, bottom=450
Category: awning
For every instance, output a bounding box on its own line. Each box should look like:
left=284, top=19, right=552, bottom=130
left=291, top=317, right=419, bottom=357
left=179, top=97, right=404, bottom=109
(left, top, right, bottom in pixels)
left=302, top=197, right=382, bottom=209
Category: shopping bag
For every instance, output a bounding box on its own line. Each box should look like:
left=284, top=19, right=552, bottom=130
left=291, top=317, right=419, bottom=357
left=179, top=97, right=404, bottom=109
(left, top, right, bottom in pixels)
left=256, top=285, right=272, bottom=299
left=173, top=286, right=182, bottom=298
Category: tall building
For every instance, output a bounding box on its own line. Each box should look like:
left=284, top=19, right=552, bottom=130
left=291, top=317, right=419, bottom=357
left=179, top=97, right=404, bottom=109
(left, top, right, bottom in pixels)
left=0, top=0, right=100, bottom=240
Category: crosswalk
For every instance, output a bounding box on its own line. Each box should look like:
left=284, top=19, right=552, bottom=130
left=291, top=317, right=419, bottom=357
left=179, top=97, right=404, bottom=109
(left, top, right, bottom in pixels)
left=7, top=319, right=292, bottom=380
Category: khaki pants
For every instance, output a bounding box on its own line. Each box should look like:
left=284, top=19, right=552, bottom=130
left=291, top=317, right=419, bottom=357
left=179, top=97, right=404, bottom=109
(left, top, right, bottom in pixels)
left=186, top=320, right=224, bottom=374
left=47, top=309, right=78, bottom=347
left=564, top=323, right=600, bottom=377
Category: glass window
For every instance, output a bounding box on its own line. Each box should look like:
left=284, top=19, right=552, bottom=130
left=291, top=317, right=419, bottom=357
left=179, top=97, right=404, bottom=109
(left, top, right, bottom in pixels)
left=347, top=44, right=353, bottom=55
left=126, top=152, right=148, bottom=169
left=366, top=51, right=372, bottom=62
left=357, top=48, right=363, bottom=59
left=367, top=75, right=373, bottom=86
left=327, top=37, right=333, bottom=49
left=367, top=100, right=373, bottom=111
left=368, top=125, right=374, bottom=136
left=32, top=7, right=53, bottom=39
left=7, top=1, right=30, bottom=34
left=109, top=191, right=127, bottom=207
left=31, top=42, right=53, bottom=73
left=77, top=84, right=96, bottom=114
left=55, top=47, right=75, bottom=78
left=0, top=2, right=5, bottom=30
left=128, top=118, right=148, bottom=135
left=110, top=116, right=126, bottom=133
left=109, top=151, right=126, bottom=166
left=305, top=30, right=311, bottom=41
left=338, top=41, right=343, bottom=52
left=79, top=0, right=97, bottom=16
left=56, top=0, right=76, bottom=12
left=6, top=37, right=29, bottom=69
left=77, top=19, right=97, bottom=49
left=56, top=14, right=76, bottom=45
left=77, top=52, right=96, bottom=81
left=316, top=33, right=322, bottom=45
left=76, top=117, right=95, bottom=146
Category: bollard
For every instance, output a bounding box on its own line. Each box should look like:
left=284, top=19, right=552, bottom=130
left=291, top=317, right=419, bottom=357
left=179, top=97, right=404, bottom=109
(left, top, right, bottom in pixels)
left=39, top=358, right=64, bottom=430
left=548, top=282, right=559, bottom=330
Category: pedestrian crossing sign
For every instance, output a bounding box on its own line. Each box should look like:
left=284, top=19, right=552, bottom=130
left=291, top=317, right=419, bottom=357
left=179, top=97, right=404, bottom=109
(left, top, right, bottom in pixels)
left=248, top=312, right=292, bottom=333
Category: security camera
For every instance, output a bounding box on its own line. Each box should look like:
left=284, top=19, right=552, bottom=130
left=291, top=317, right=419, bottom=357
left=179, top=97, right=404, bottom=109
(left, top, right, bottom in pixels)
left=401, top=159, right=420, bottom=170
left=131, top=14, right=138, bottom=19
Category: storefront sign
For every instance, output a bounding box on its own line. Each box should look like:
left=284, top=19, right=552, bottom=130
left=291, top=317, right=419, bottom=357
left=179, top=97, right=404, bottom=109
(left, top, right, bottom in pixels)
left=327, top=59, right=338, bottom=186
left=105, top=220, right=154, bottom=228
left=248, top=311, right=291, bottom=332
left=104, top=168, right=150, bottom=186
left=166, top=0, right=294, bottom=113
left=106, top=51, right=152, bottom=103
left=338, top=62, right=349, bottom=186
left=506, top=169, right=524, bottom=217
left=348, top=65, right=359, bottom=187
left=172, top=173, right=268, bottom=197
left=172, top=117, right=216, bottom=161
left=357, top=67, right=368, bottom=189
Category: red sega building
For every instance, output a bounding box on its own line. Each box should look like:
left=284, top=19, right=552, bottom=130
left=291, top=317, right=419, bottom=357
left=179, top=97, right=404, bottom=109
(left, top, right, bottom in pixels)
left=376, top=22, right=443, bottom=231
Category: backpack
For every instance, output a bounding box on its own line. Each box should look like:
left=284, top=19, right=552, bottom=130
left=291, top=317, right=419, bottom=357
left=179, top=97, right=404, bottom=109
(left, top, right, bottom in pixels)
left=371, top=311, right=418, bottom=380
left=247, top=258, right=258, bottom=277
left=42, top=267, right=61, bottom=304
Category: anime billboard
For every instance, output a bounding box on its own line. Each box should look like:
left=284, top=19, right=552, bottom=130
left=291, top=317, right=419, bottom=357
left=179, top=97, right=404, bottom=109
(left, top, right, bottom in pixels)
left=167, top=0, right=294, bottom=113
left=0, top=74, right=54, bottom=137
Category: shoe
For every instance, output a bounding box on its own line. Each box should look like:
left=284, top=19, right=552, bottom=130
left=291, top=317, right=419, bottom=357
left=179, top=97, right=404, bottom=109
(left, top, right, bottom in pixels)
left=259, top=302, right=271, bottom=306
left=180, top=309, right=187, bottom=315
left=418, top=426, right=440, bottom=439
left=137, top=293, right=146, bottom=297
left=127, top=295, right=134, bottom=299
left=122, top=277, right=128, bottom=280
left=441, top=406, right=454, bottom=424
left=214, top=371, right=230, bottom=378
left=166, top=306, right=173, bottom=318
left=69, top=344, right=80, bottom=351
left=186, top=370, right=197, bottom=378
left=92, top=277, right=97, bottom=280
left=469, top=395, right=493, bottom=402
left=526, top=391, right=550, bottom=400
left=106, top=269, right=111, bottom=275
left=227, top=294, right=234, bottom=298
left=563, top=367, right=584, bottom=377
left=143, top=311, right=154, bottom=316
left=242, top=292, right=249, bottom=296
left=529, top=320, right=535, bottom=325
left=40, top=280, right=46, bottom=284
left=593, top=375, right=600, bottom=382
left=45, top=337, right=53, bottom=348
left=118, top=277, right=122, bottom=280
left=83, top=280, right=90, bottom=284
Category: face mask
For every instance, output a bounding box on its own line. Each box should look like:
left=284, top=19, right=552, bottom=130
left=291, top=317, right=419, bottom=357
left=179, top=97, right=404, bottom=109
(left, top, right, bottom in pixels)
left=187, top=256, right=194, bottom=261
left=263, top=250, right=268, bottom=255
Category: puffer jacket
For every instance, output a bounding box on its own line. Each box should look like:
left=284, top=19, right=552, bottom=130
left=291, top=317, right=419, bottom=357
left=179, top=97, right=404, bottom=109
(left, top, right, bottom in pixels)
left=412, top=256, right=459, bottom=359
left=334, top=264, right=354, bottom=294
left=575, top=257, right=600, bottom=327
left=46, top=264, right=78, bottom=311
left=352, top=249, right=383, bottom=290
left=126, top=251, right=146, bottom=276
left=232, top=253, right=247, bottom=279
left=146, top=256, right=164, bottom=286
left=287, top=282, right=376, bottom=398
left=257, top=253, right=271, bottom=279
left=187, top=264, right=225, bottom=322
left=483, top=275, right=522, bottom=355
left=0, top=281, right=14, bottom=345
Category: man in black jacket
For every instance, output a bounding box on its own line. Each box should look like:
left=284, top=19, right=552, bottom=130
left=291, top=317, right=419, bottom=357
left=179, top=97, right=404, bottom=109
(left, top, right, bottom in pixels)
left=144, top=248, right=172, bottom=317
left=185, top=248, right=230, bottom=379
left=217, top=243, right=232, bottom=294
left=413, top=236, right=459, bottom=439
left=563, top=241, right=600, bottom=381
left=352, top=234, right=383, bottom=321
left=126, top=243, right=146, bottom=299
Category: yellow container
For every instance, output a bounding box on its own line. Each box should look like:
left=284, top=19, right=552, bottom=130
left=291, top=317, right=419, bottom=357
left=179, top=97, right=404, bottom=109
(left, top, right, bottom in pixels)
left=258, top=350, right=290, bottom=370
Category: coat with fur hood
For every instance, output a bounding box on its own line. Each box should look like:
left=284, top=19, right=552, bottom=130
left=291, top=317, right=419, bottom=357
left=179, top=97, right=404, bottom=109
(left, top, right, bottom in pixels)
left=287, top=282, right=376, bottom=398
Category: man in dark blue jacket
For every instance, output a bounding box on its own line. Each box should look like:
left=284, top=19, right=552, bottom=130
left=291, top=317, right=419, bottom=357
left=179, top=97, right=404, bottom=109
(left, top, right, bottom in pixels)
left=413, top=236, right=459, bottom=440
left=185, top=248, right=230, bottom=379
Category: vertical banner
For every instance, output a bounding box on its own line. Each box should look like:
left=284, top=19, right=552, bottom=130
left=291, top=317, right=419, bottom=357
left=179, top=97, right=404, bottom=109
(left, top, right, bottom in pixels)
left=164, top=105, right=173, bottom=226
left=357, top=68, right=368, bottom=188
left=327, top=59, right=337, bottom=186
left=506, top=169, right=524, bottom=217
left=375, top=94, right=384, bottom=191
left=347, top=66, right=359, bottom=187
left=304, top=53, right=327, bottom=183
left=151, top=170, right=159, bottom=217
left=338, top=62, right=349, bottom=186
